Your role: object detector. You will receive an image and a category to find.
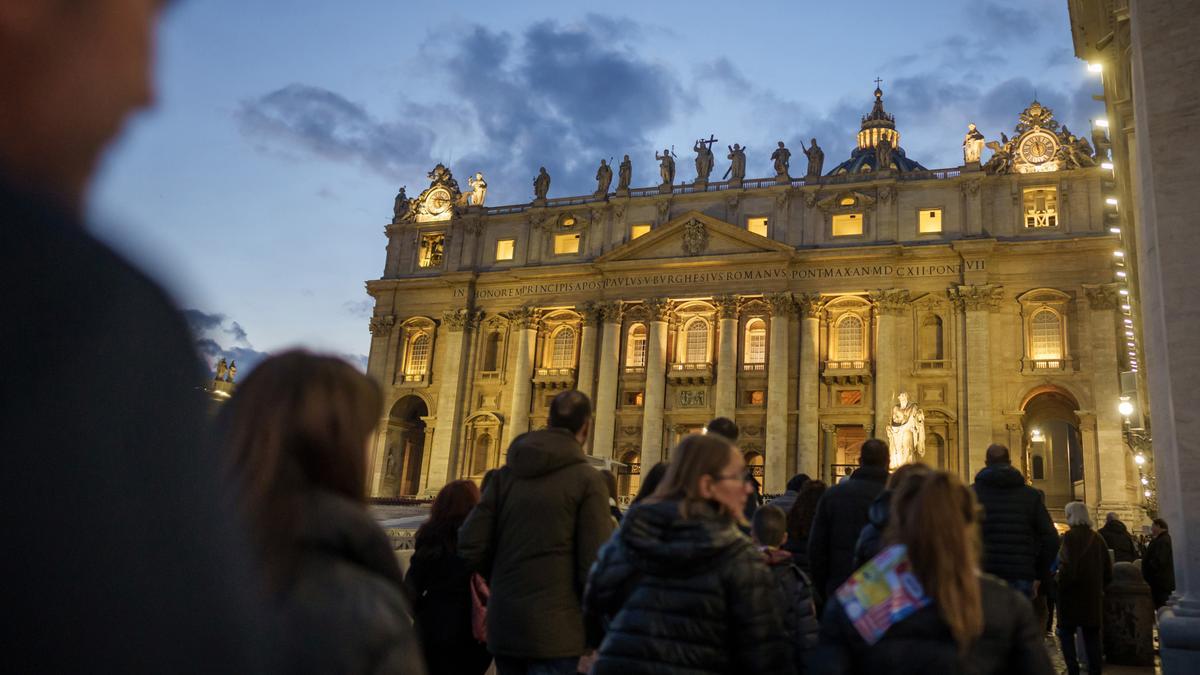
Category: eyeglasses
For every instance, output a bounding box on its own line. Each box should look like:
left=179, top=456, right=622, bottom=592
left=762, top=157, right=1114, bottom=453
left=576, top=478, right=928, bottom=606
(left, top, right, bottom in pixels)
left=713, top=469, right=753, bottom=483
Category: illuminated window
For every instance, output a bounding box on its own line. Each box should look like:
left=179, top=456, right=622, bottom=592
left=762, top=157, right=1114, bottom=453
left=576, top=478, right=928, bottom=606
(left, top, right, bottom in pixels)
left=495, top=238, right=515, bottom=261
left=472, top=434, right=491, bottom=475
left=746, top=390, right=765, bottom=406
left=624, top=391, right=645, bottom=407
left=1023, top=188, right=1058, bottom=228
left=418, top=233, right=445, bottom=268
left=832, top=213, right=863, bottom=236
left=836, top=315, right=864, bottom=361
left=630, top=223, right=651, bottom=240
left=405, top=333, right=430, bottom=376
left=839, top=196, right=857, bottom=206
left=747, top=217, right=769, bottom=237
left=838, top=390, right=863, bottom=406
left=919, top=209, right=943, bottom=233
left=550, top=327, right=576, bottom=368
left=554, top=233, right=580, bottom=254
left=482, top=332, right=501, bottom=372
left=626, top=324, right=647, bottom=367
left=1030, top=309, right=1063, bottom=361
left=559, top=215, right=577, bottom=228
left=744, top=319, right=766, bottom=366
left=685, top=320, right=709, bottom=363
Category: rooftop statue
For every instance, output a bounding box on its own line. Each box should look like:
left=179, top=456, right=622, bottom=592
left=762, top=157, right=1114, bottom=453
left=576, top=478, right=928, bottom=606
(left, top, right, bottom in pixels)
left=724, top=143, right=746, bottom=182
left=533, top=166, right=551, bottom=201
left=595, top=159, right=613, bottom=196
left=801, top=138, right=824, bottom=178
left=392, top=186, right=410, bottom=223
left=875, top=137, right=894, bottom=171
left=655, top=147, right=677, bottom=187
left=771, top=141, right=791, bottom=178
left=215, top=358, right=228, bottom=382
left=467, top=172, right=487, bottom=206
left=963, top=123, right=986, bottom=164
left=617, top=155, right=632, bottom=193
left=693, top=135, right=717, bottom=183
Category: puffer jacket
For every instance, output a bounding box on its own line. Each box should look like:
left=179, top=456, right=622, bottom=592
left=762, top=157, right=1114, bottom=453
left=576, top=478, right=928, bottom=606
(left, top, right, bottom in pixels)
left=280, top=490, right=426, bottom=675
left=808, top=466, right=888, bottom=599
left=763, top=547, right=820, bottom=672
left=851, top=489, right=891, bottom=570
left=584, top=500, right=794, bottom=675
left=1099, top=519, right=1140, bottom=563
left=971, top=464, right=1058, bottom=583
left=810, top=574, right=1054, bottom=675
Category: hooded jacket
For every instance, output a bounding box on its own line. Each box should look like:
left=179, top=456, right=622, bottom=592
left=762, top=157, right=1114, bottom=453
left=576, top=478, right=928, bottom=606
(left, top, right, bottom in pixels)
left=1098, top=519, right=1140, bottom=563
left=971, top=464, right=1058, bottom=583
left=808, top=465, right=888, bottom=599
left=458, top=427, right=613, bottom=659
left=763, top=547, right=820, bottom=672
left=583, top=500, right=794, bottom=674
left=851, top=488, right=892, bottom=570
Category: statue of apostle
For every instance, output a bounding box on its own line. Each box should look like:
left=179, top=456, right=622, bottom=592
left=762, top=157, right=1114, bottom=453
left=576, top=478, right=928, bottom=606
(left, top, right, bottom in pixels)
left=875, top=137, right=894, bottom=171
left=801, top=138, right=824, bottom=179
left=655, top=147, right=676, bottom=187
left=693, top=138, right=715, bottom=182
left=595, top=159, right=613, bottom=196
left=724, top=143, right=746, bottom=182
left=533, top=166, right=551, bottom=201
left=214, top=357, right=228, bottom=382
left=771, top=141, right=791, bottom=178
left=617, top=155, right=632, bottom=192
left=885, top=392, right=925, bottom=468
left=467, top=172, right=487, bottom=206
left=962, top=123, right=985, bottom=164
left=392, top=186, right=409, bottom=223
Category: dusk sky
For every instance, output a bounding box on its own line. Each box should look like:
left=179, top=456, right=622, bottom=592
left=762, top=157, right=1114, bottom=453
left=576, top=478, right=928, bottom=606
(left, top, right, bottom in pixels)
left=89, top=0, right=1103, bottom=374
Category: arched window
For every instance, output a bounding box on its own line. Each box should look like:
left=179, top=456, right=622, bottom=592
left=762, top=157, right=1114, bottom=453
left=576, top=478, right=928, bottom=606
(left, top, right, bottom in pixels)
left=744, top=319, right=767, bottom=366
left=1030, top=309, right=1063, bottom=361
left=685, top=320, right=709, bottom=363
left=927, top=432, right=945, bottom=466
left=617, top=450, right=641, bottom=497
left=626, top=324, right=647, bottom=367
left=920, top=315, right=944, bottom=363
left=550, top=327, right=576, bottom=368
left=405, top=333, right=430, bottom=376
left=472, top=433, right=491, bottom=475
left=482, top=332, right=501, bottom=372
left=835, top=315, right=864, bottom=361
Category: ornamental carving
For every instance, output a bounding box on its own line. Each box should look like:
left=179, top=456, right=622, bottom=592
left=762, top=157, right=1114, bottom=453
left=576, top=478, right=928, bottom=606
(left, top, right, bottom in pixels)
left=949, top=284, right=1004, bottom=311
left=677, top=389, right=707, bottom=408
left=597, top=301, right=624, bottom=323
left=442, top=308, right=481, bottom=332
left=682, top=219, right=709, bottom=256
left=402, top=164, right=462, bottom=224
left=612, top=203, right=626, bottom=222
left=577, top=300, right=601, bottom=325
left=713, top=294, right=739, bottom=319
left=368, top=314, right=395, bottom=336
left=870, top=289, right=911, bottom=315
left=774, top=191, right=791, bottom=210
left=643, top=298, right=673, bottom=322
left=817, top=190, right=876, bottom=213
left=656, top=200, right=671, bottom=223
left=878, top=185, right=895, bottom=203
left=804, top=190, right=820, bottom=208
left=621, top=426, right=640, bottom=436
left=958, top=179, right=981, bottom=196
left=1083, top=283, right=1122, bottom=311
left=795, top=292, right=826, bottom=318
left=501, top=306, right=540, bottom=329
left=766, top=292, right=796, bottom=317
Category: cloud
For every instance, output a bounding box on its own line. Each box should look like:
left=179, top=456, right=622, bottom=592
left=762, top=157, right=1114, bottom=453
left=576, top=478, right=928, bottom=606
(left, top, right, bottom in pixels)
left=184, top=308, right=269, bottom=378
left=343, top=299, right=373, bottom=319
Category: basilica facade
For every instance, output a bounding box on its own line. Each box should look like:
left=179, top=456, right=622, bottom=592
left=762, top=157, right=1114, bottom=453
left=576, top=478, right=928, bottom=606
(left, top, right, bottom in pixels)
left=364, top=87, right=1140, bottom=519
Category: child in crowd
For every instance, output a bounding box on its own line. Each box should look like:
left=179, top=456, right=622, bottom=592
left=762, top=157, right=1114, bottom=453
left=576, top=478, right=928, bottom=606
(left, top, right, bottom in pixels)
left=753, top=505, right=819, bottom=672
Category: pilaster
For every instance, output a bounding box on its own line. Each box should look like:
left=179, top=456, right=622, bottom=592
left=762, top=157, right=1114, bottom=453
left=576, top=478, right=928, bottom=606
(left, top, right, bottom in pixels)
left=870, top=289, right=909, bottom=439
left=714, top=294, right=739, bottom=420
left=641, top=298, right=671, bottom=467
left=502, top=306, right=539, bottom=448
left=426, top=308, right=478, bottom=491
left=765, top=292, right=794, bottom=493
left=949, top=283, right=1003, bottom=475
left=796, top=293, right=823, bottom=479
left=593, top=302, right=624, bottom=458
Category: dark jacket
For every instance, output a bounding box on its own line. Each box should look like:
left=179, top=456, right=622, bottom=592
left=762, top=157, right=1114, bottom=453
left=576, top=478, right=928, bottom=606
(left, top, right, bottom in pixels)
left=1143, top=532, right=1175, bottom=605
left=1, top=177, right=268, bottom=672
left=1099, top=519, right=1140, bottom=563
left=852, top=489, right=891, bottom=570
left=405, top=527, right=491, bottom=675
left=768, top=489, right=801, bottom=517
left=458, top=427, right=614, bottom=659
left=810, top=574, right=1054, bottom=675
left=971, top=464, right=1058, bottom=583
left=583, top=500, right=794, bottom=674
left=1055, top=525, right=1113, bottom=628
left=764, top=547, right=820, bottom=672
left=281, top=490, right=426, bottom=674
left=808, top=466, right=888, bottom=598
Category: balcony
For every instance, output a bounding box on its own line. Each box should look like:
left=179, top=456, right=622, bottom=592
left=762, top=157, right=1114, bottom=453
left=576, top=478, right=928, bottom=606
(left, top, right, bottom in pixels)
left=533, top=367, right=576, bottom=389
left=668, top=362, right=714, bottom=385
left=821, top=360, right=872, bottom=385
left=1022, top=357, right=1073, bottom=374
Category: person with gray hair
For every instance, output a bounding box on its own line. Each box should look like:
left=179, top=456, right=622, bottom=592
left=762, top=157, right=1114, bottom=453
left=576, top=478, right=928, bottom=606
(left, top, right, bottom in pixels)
left=1056, top=501, right=1112, bottom=675
left=1099, top=511, right=1139, bottom=563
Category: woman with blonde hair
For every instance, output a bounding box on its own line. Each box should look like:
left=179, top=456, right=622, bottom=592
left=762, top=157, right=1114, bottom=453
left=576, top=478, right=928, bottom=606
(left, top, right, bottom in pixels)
left=216, top=350, right=425, bottom=674
left=812, top=470, right=1052, bottom=674
left=583, top=433, right=793, bottom=674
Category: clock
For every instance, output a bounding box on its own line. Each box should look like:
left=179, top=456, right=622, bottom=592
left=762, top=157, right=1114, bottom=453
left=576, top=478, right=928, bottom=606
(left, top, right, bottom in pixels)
left=425, top=187, right=452, bottom=215
left=1018, top=131, right=1057, bottom=165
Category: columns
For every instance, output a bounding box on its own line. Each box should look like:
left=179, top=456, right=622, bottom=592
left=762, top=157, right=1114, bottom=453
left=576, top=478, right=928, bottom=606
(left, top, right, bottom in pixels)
left=593, top=302, right=623, bottom=458
left=425, top=308, right=477, bottom=492
left=369, top=418, right=390, bottom=497
left=503, top=307, right=538, bottom=448
left=714, top=295, right=739, bottom=420
left=796, top=294, right=822, bottom=479
left=871, top=290, right=909, bottom=442
left=641, top=298, right=671, bottom=467
left=822, top=423, right=837, bottom=484
left=576, top=302, right=600, bottom=403
left=950, top=284, right=1002, bottom=476
left=366, top=315, right=396, bottom=496
left=1084, top=284, right=1138, bottom=516
left=764, top=294, right=794, bottom=493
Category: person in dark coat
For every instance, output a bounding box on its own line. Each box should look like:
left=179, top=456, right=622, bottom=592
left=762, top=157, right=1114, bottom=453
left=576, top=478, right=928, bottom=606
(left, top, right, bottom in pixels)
left=811, top=471, right=1053, bottom=675
left=218, top=352, right=426, bottom=674
left=1055, top=502, right=1112, bottom=675
left=769, top=473, right=813, bottom=516
left=459, top=391, right=614, bottom=675
left=632, top=462, right=668, bottom=505
left=852, top=463, right=932, bottom=569
left=705, top=416, right=762, bottom=523
left=808, top=439, right=889, bottom=599
left=971, top=444, right=1059, bottom=598
left=583, top=433, right=794, bottom=674
left=406, top=480, right=492, bottom=675
left=1, top=4, right=268, bottom=671
left=785, top=480, right=827, bottom=575
left=1099, top=512, right=1140, bottom=563
left=754, top=505, right=819, bottom=671
left=1143, top=518, right=1175, bottom=609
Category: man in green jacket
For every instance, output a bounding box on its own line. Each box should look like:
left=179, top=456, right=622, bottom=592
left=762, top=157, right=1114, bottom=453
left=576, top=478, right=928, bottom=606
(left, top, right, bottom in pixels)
left=460, top=390, right=615, bottom=675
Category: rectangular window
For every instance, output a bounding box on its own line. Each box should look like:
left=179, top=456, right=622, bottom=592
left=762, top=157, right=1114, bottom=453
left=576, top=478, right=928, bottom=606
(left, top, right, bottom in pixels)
left=838, top=390, right=863, bottom=406
left=1023, top=188, right=1058, bottom=228
left=919, top=208, right=943, bottom=233
left=495, top=238, right=515, bottom=261
left=624, top=391, right=645, bottom=407
left=554, top=233, right=580, bottom=255
left=745, top=390, right=766, bottom=406
left=418, top=233, right=445, bottom=268
left=630, top=223, right=651, bottom=240
left=746, top=217, right=769, bottom=237
left=832, top=213, right=863, bottom=236
left=745, top=328, right=766, bottom=365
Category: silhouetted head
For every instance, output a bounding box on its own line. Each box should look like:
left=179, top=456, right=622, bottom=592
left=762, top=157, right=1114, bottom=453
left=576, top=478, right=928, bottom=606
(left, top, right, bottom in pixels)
left=549, top=390, right=592, bottom=442
left=985, top=443, right=1011, bottom=466
left=704, top=417, right=739, bottom=443
left=860, top=439, right=889, bottom=468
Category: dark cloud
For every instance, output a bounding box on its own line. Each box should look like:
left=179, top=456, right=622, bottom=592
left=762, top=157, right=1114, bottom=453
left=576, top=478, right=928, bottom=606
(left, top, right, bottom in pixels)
left=194, top=338, right=270, bottom=378
left=185, top=308, right=268, bottom=377
left=182, top=308, right=226, bottom=332
left=979, top=2, right=1040, bottom=39
left=343, top=299, right=373, bottom=319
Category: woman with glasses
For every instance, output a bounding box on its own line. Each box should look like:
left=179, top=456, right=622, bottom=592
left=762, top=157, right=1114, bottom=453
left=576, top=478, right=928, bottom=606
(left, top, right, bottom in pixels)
left=582, top=433, right=793, bottom=674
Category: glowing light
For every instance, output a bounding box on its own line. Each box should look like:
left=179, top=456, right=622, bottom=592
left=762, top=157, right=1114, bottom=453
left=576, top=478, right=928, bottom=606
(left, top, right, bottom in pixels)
left=1030, top=428, right=1044, bottom=442
left=1113, top=250, right=1125, bottom=257
left=1145, top=489, right=1152, bottom=498
left=1122, top=304, right=1131, bottom=310
left=1120, top=289, right=1130, bottom=296
left=1142, top=476, right=1149, bottom=485
left=1110, top=227, right=1122, bottom=234
left=1119, top=400, right=1135, bottom=417
left=1088, top=62, right=1103, bottom=73
left=1124, top=318, right=1133, bottom=325
left=1101, top=161, right=1114, bottom=170
left=1135, top=454, right=1147, bottom=466
left=1106, top=197, right=1119, bottom=206
left=1095, top=119, right=1110, bottom=128
left=1116, top=271, right=1127, bottom=278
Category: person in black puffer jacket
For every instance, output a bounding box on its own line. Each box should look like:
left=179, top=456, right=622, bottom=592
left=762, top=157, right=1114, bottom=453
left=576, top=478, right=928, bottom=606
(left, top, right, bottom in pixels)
left=971, top=444, right=1058, bottom=598
left=584, top=434, right=794, bottom=675
left=785, top=480, right=827, bottom=576
left=754, top=506, right=819, bottom=671
left=852, top=463, right=932, bottom=569
left=1099, top=512, right=1140, bottom=563
left=808, top=440, right=889, bottom=600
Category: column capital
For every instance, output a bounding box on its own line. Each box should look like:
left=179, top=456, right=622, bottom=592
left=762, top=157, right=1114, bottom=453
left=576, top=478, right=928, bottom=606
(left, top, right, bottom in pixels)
left=766, top=292, right=797, bottom=317
left=870, top=289, right=911, bottom=315
left=501, top=306, right=540, bottom=329
left=442, top=308, right=481, bottom=332
left=577, top=300, right=602, bottom=325
left=795, top=292, right=825, bottom=318
left=1082, top=283, right=1123, bottom=311
left=368, top=314, right=396, bottom=336
left=643, top=297, right=672, bottom=322
left=713, top=294, right=740, bottom=319
left=949, top=283, right=1004, bottom=312
left=596, top=301, right=624, bottom=324
left=821, top=423, right=836, bottom=433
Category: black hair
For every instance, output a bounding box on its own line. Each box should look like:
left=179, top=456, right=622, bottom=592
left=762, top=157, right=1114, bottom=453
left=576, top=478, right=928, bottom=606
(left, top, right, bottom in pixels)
left=549, top=390, right=591, bottom=433
left=705, top=417, right=739, bottom=442
left=985, top=443, right=1011, bottom=466
left=786, top=473, right=811, bottom=492
left=752, top=505, right=788, bottom=547
left=860, top=439, right=889, bottom=467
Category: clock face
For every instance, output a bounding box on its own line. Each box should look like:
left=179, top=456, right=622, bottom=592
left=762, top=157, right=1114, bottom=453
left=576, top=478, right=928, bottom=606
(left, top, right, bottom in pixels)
left=1019, top=131, right=1057, bottom=165
left=426, top=188, right=452, bottom=215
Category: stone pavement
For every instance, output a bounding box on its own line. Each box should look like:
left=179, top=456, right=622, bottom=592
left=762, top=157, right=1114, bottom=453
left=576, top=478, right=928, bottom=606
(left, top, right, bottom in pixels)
left=1043, top=633, right=1159, bottom=674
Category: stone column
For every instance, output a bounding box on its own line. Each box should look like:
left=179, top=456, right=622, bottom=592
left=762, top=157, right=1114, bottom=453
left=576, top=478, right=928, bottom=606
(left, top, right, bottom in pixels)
left=796, top=294, right=823, bottom=479
left=714, top=295, right=739, bottom=420
left=366, top=315, right=396, bottom=495
left=822, top=423, right=837, bottom=484
left=576, top=302, right=600, bottom=403
left=502, top=307, right=538, bottom=448
left=871, top=290, right=909, bottom=443
left=424, top=308, right=477, bottom=492
left=1084, top=284, right=1138, bottom=516
left=641, top=298, right=671, bottom=467
left=764, top=293, right=794, bottom=493
left=1077, top=411, right=1101, bottom=508
left=950, top=284, right=1003, bottom=476
left=592, top=302, right=624, bottom=458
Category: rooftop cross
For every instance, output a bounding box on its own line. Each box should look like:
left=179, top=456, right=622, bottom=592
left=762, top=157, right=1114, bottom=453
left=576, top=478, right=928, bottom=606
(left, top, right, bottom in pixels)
left=874, top=76, right=883, bottom=89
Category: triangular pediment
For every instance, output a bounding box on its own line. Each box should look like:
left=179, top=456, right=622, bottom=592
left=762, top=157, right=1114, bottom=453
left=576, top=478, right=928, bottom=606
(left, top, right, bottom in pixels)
left=596, top=210, right=795, bottom=263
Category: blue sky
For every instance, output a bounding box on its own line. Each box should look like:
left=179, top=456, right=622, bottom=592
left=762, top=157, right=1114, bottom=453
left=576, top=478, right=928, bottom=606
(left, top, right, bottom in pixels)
left=89, top=0, right=1102, bottom=374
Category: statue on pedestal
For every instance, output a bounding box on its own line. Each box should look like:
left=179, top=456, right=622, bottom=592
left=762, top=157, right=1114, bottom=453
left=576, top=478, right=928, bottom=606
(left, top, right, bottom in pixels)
left=885, top=392, right=925, bottom=468
left=963, top=123, right=986, bottom=164
left=693, top=135, right=716, bottom=183
left=467, top=172, right=487, bottom=206
left=533, top=166, right=551, bottom=201
left=801, top=138, right=824, bottom=179
left=392, top=186, right=409, bottom=223
left=227, top=360, right=238, bottom=383
left=656, top=147, right=677, bottom=187
left=215, top=358, right=228, bottom=382
left=724, top=143, right=746, bottom=182
left=617, top=154, right=632, bottom=192
left=595, top=159, right=613, bottom=196
left=771, top=141, right=791, bottom=178
left=876, top=137, right=894, bottom=171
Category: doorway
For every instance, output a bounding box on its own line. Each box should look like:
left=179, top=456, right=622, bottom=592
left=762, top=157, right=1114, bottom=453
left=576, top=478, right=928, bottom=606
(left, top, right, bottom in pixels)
left=385, top=395, right=428, bottom=497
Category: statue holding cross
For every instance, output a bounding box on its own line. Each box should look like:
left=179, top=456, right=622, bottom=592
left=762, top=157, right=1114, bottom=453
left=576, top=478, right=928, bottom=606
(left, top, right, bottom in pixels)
left=693, top=135, right=717, bottom=183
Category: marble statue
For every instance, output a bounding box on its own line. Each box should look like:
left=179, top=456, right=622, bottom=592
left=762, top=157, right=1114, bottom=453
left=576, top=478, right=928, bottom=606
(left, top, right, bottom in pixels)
left=963, top=123, right=986, bottom=163
left=215, top=358, right=228, bottom=381
left=801, top=138, right=824, bottom=178
left=595, top=159, right=613, bottom=195
left=533, top=166, right=551, bottom=200
left=693, top=136, right=716, bottom=182
left=227, top=360, right=238, bottom=383
left=771, top=141, right=791, bottom=177
left=885, top=392, right=925, bottom=468
left=392, top=186, right=409, bottom=222
left=875, top=137, right=894, bottom=171
left=724, top=143, right=746, bottom=182
left=617, top=154, right=632, bottom=192
left=656, top=147, right=677, bottom=186
left=467, top=172, right=487, bottom=206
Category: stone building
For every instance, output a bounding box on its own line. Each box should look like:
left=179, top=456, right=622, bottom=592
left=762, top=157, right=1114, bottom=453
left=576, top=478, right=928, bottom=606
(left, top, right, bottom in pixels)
left=364, top=87, right=1139, bottom=520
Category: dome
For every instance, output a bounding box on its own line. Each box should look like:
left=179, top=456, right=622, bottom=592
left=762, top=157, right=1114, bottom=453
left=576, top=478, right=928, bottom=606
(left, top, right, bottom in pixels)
left=827, top=85, right=929, bottom=176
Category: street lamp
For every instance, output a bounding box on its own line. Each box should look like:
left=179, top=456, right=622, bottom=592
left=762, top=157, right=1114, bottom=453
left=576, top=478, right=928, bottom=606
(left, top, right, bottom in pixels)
left=1118, top=400, right=1135, bottom=417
